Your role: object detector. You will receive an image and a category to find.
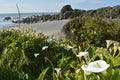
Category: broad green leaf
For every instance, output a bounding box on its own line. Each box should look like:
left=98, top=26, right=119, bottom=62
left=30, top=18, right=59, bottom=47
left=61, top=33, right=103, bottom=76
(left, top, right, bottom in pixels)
left=38, top=67, right=49, bottom=80
left=86, top=47, right=93, bottom=58
left=110, top=56, right=120, bottom=67
left=110, top=69, right=120, bottom=80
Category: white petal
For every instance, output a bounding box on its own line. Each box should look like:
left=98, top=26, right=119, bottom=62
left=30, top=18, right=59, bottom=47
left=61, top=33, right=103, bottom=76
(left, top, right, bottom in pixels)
left=47, top=39, right=53, bottom=42
left=81, top=60, right=110, bottom=73
left=87, top=60, right=110, bottom=73
left=106, top=40, right=114, bottom=49
left=114, top=41, right=119, bottom=53
left=67, top=45, right=73, bottom=49
left=81, top=65, right=91, bottom=75
left=64, top=45, right=74, bottom=50
left=54, top=68, right=61, bottom=74
left=34, top=53, right=40, bottom=58
left=42, top=46, right=48, bottom=50
left=76, top=52, right=89, bottom=58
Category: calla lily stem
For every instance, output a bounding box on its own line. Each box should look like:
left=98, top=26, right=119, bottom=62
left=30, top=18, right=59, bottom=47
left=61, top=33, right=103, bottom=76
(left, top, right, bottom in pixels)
left=88, top=54, right=98, bottom=63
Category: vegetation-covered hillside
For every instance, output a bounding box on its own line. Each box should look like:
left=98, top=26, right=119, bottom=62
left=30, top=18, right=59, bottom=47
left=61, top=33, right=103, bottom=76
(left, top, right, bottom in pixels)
left=60, top=5, right=120, bottom=19
left=62, top=17, right=120, bottom=47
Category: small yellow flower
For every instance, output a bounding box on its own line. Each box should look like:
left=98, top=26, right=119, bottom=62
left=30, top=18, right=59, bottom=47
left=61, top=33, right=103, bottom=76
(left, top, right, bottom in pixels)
left=75, top=69, right=81, bottom=74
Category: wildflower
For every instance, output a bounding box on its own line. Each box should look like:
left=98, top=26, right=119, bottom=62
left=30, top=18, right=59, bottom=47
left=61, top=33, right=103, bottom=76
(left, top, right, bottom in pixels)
left=106, top=40, right=114, bottom=49
left=34, top=53, right=39, bottom=58
left=81, top=60, right=110, bottom=75
left=76, top=52, right=89, bottom=58
left=72, top=48, right=78, bottom=52
left=42, top=46, right=48, bottom=50
left=54, top=68, right=61, bottom=79
left=54, top=68, right=61, bottom=75
left=113, top=41, right=119, bottom=54
left=67, top=45, right=73, bottom=49
left=64, top=45, right=74, bottom=50
left=46, top=39, right=53, bottom=42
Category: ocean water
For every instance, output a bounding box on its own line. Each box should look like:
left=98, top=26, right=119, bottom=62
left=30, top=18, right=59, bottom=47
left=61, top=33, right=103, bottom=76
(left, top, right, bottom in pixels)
left=0, top=12, right=57, bottom=28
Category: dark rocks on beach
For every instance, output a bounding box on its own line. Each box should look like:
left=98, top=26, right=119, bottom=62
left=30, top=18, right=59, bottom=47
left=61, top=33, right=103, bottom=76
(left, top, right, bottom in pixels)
left=4, top=17, right=11, bottom=21
left=59, top=5, right=73, bottom=19
left=11, top=5, right=79, bottom=24
left=60, top=5, right=73, bottom=14
left=12, top=14, right=60, bottom=24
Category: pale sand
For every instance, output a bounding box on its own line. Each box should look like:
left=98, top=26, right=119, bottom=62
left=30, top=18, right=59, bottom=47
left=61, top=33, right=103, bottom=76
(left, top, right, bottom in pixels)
left=7, top=19, right=69, bottom=39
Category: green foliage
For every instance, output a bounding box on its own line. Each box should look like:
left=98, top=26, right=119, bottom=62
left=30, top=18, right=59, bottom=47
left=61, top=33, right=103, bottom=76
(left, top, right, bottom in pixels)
left=63, top=17, right=120, bottom=47
left=0, top=29, right=120, bottom=80
left=38, top=67, right=49, bottom=80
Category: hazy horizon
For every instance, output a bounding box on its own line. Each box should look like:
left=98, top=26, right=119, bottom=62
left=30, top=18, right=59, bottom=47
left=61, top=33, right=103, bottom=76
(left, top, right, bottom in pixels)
left=0, top=0, right=120, bottom=14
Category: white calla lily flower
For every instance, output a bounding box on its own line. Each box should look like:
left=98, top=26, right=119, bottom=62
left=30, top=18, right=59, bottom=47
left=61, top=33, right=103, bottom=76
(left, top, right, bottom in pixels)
left=113, top=41, right=119, bottom=54
left=46, top=39, right=53, bottom=42
left=72, top=48, right=78, bottom=52
left=82, top=60, right=110, bottom=74
left=54, top=68, right=61, bottom=74
left=76, top=52, right=89, bottom=58
left=64, top=45, right=74, bottom=50
left=106, top=40, right=114, bottom=49
left=42, top=46, right=48, bottom=50
left=34, top=53, right=40, bottom=58
left=67, top=45, right=73, bottom=49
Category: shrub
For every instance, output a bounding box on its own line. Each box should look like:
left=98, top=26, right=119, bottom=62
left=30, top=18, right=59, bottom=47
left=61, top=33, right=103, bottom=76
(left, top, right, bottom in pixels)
left=62, top=17, right=120, bottom=47
left=0, top=29, right=77, bottom=80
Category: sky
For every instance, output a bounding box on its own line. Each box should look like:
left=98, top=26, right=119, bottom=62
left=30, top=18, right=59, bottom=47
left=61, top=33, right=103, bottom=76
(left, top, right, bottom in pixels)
left=0, top=0, right=120, bottom=13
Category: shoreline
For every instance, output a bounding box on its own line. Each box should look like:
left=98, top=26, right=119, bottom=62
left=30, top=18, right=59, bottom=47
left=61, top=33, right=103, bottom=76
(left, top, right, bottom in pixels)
left=2, top=19, right=69, bottom=39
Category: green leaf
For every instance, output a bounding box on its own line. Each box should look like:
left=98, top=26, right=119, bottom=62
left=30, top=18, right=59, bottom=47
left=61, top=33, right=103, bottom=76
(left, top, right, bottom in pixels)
left=38, top=67, right=49, bottom=80
left=110, top=69, right=120, bottom=80
left=87, top=46, right=95, bottom=58
left=110, top=56, right=120, bottom=67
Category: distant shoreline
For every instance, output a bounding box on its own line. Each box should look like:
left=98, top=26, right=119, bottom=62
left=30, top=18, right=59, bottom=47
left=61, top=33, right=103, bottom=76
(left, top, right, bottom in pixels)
left=0, top=12, right=58, bottom=28
left=2, top=19, right=69, bottom=39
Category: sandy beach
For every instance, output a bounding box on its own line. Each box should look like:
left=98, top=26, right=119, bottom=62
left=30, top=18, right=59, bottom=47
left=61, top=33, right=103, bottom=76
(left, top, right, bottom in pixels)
left=4, top=19, right=69, bottom=39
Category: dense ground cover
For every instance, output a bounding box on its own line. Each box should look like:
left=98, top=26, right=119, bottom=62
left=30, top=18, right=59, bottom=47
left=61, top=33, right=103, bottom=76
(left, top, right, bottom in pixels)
left=0, top=25, right=120, bottom=80
left=62, top=17, right=120, bottom=48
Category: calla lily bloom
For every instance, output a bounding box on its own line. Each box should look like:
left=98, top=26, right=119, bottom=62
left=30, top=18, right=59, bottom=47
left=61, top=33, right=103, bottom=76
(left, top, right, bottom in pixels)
left=64, top=45, right=74, bottom=50
left=81, top=60, right=110, bottom=74
left=114, top=41, right=119, bottom=54
left=46, top=39, right=53, bottom=42
left=42, top=46, right=48, bottom=50
left=34, top=53, right=40, bottom=58
left=54, top=68, right=61, bottom=74
left=66, top=45, right=73, bottom=49
left=76, top=52, right=89, bottom=58
left=106, top=40, right=114, bottom=49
